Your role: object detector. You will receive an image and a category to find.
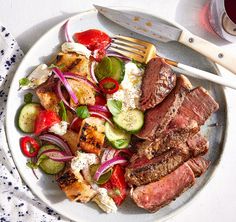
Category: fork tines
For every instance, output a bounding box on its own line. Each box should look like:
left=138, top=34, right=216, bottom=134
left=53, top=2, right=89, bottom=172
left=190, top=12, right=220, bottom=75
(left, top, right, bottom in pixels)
left=110, top=35, right=156, bottom=63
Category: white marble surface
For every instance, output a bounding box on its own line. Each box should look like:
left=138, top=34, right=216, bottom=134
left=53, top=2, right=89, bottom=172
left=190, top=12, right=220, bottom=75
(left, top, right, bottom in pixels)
left=0, top=0, right=236, bottom=221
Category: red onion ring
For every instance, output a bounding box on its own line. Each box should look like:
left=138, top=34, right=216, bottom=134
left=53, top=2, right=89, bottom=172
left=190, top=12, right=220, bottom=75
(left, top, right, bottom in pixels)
left=88, top=105, right=109, bottom=114
left=53, top=68, right=79, bottom=104
left=101, top=148, right=116, bottom=163
left=114, top=149, right=133, bottom=159
left=70, top=117, right=79, bottom=127
left=89, top=111, right=114, bottom=127
left=101, top=148, right=111, bottom=163
left=39, top=134, right=73, bottom=156
left=63, top=72, right=101, bottom=93
left=37, top=148, right=62, bottom=161
left=37, top=149, right=74, bottom=162
left=69, top=116, right=81, bottom=131
left=105, top=149, right=116, bottom=163
left=93, top=156, right=127, bottom=181
left=56, top=80, right=75, bottom=111
left=106, top=50, right=131, bottom=61
left=90, top=61, right=98, bottom=83
left=63, top=20, right=73, bottom=42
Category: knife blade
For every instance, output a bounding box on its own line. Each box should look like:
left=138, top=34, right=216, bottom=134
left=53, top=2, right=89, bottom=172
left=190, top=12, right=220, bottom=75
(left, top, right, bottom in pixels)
left=94, top=5, right=182, bottom=42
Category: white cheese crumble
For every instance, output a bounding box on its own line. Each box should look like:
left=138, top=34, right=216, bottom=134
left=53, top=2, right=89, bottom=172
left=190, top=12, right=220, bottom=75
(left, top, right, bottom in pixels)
left=108, top=61, right=144, bottom=111
left=22, top=64, right=52, bottom=89
left=48, top=121, right=68, bottom=136
left=71, top=152, right=117, bottom=213
left=61, top=42, right=91, bottom=58
left=71, top=151, right=99, bottom=177
left=92, top=188, right=117, bottom=213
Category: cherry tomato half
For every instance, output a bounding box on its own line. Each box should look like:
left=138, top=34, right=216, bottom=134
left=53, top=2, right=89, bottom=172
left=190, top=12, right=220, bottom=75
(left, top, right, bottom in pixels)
left=102, top=165, right=127, bottom=206
left=34, top=110, right=61, bottom=135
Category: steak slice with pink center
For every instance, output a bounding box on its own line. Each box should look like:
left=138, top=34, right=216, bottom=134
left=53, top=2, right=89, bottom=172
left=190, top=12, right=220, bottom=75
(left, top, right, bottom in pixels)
left=140, top=57, right=176, bottom=111
left=137, top=84, right=219, bottom=141
left=125, top=133, right=209, bottom=186
left=131, top=157, right=209, bottom=212
left=137, top=75, right=192, bottom=140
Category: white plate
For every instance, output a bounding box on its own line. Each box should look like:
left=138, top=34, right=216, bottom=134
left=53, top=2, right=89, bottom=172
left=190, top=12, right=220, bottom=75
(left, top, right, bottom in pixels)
left=6, top=7, right=227, bottom=222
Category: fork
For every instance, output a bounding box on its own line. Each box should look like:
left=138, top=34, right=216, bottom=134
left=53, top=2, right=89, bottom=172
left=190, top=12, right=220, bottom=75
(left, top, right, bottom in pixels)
left=109, top=35, right=236, bottom=90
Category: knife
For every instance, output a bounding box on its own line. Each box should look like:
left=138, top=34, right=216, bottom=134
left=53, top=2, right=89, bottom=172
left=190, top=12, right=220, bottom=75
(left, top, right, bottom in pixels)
left=94, top=5, right=236, bottom=74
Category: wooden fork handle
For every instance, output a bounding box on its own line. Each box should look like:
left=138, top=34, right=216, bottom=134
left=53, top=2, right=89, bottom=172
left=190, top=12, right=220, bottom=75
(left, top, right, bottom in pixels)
left=178, top=30, right=236, bottom=74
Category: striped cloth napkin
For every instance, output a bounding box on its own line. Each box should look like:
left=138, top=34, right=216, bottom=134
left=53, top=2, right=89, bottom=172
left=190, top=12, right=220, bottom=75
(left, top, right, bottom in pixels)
left=0, top=24, right=69, bottom=222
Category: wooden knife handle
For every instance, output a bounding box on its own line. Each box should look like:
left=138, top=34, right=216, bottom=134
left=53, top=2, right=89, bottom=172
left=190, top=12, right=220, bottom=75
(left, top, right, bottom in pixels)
left=179, top=30, right=236, bottom=74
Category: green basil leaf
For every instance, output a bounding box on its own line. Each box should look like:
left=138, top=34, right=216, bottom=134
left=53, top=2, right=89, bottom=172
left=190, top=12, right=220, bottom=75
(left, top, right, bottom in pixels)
left=76, top=106, right=90, bottom=119
left=59, top=101, right=67, bottom=121
left=94, top=57, right=112, bottom=81
left=19, top=77, right=30, bottom=86
left=113, top=139, right=128, bottom=148
left=24, top=93, right=33, bottom=104
left=107, top=99, right=122, bottom=116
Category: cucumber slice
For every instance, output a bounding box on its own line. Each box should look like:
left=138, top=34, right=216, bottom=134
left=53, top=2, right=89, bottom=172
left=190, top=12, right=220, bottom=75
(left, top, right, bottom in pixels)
left=18, top=103, right=42, bottom=133
left=94, top=56, right=125, bottom=83
left=38, top=145, right=65, bottom=175
left=113, top=109, right=144, bottom=134
left=110, top=139, right=130, bottom=149
left=105, top=122, right=131, bottom=149
left=109, top=57, right=125, bottom=83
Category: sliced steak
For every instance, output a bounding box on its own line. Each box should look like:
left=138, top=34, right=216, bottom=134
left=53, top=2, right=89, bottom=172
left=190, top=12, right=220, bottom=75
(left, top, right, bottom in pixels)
left=136, top=139, right=167, bottom=159
left=163, top=123, right=199, bottom=150
left=187, top=156, right=210, bottom=177
left=131, top=157, right=209, bottom=212
left=125, top=148, right=190, bottom=186
left=140, top=57, right=176, bottom=111
left=131, top=162, right=195, bottom=212
left=162, top=87, right=218, bottom=148
left=187, top=133, right=209, bottom=157
left=171, top=86, right=219, bottom=127
left=138, top=84, right=219, bottom=141
left=137, top=75, right=192, bottom=140
left=126, top=134, right=208, bottom=186
left=137, top=132, right=208, bottom=160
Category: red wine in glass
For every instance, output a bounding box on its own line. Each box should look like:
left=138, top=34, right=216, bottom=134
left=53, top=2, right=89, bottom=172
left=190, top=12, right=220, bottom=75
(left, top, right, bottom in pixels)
left=209, top=0, right=236, bottom=42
